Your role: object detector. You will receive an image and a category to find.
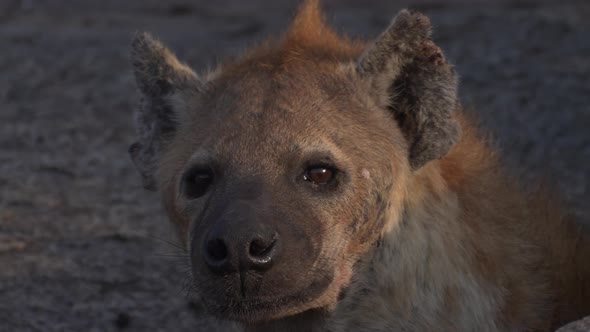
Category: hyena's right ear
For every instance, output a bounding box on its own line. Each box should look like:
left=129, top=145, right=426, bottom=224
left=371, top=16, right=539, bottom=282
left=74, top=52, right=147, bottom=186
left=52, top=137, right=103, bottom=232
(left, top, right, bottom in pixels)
left=130, top=32, right=202, bottom=191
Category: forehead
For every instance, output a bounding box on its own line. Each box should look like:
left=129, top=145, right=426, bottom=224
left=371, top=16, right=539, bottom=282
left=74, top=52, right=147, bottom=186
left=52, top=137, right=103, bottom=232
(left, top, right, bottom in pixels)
left=181, top=64, right=360, bottom=164
left=163, top=55, right=406, bottom=183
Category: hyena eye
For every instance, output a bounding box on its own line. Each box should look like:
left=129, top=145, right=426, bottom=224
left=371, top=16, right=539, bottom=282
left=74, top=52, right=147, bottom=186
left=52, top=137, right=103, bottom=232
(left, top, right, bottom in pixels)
left=303, top=166, right=335, bottom=185
left=181, top=167, right=214, bottom=199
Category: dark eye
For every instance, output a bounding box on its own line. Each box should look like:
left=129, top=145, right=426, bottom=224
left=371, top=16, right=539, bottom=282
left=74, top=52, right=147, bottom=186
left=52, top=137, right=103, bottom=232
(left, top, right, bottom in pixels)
left=303, top=166, right=335, bottom=185
left=181, top=168, right=214, bottom=199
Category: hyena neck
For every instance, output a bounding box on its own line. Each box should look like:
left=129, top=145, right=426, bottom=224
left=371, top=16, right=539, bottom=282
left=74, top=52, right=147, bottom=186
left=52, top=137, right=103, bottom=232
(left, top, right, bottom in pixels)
left=328, top=163, right=504, bottom=330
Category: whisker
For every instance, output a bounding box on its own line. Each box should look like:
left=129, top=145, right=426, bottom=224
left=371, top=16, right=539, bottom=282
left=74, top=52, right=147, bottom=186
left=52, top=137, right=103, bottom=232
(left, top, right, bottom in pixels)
left=148, top=234, right=187, bottom=252
left=151, top=252, right=190, bottom=258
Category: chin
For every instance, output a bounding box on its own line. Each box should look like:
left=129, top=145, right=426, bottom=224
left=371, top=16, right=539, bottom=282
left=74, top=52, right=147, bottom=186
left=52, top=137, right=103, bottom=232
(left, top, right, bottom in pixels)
left=198, top=272, right=343, bottom=324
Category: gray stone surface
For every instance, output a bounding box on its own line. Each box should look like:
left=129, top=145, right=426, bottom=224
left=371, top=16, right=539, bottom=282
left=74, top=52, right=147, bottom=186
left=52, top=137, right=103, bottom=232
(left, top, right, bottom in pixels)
left=0, top=0, right=588, bottom=331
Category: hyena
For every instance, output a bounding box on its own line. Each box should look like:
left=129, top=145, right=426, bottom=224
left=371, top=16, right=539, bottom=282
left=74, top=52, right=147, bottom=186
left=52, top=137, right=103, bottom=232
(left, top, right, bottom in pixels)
left=128, top=1, right=590, bottom=331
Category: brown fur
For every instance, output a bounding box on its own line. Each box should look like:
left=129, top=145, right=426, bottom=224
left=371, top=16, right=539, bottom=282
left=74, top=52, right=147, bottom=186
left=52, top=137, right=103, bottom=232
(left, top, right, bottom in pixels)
left=441, top=113, right=590, bottom=328
left=129, top=1, right=590, bottom=331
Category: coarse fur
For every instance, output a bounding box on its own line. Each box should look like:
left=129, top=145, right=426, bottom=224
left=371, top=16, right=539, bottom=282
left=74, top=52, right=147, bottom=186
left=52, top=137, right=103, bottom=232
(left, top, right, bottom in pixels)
left=128, top=0, right=590, bottom=331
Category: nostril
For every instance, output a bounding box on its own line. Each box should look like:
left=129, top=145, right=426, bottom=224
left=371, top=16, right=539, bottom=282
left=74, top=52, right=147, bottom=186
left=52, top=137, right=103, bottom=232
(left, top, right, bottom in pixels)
left=249, top=238, right=276, bottom=258
left=206, top=238, right=228, bottom=262
left=247, top=235, right=278, bottom=272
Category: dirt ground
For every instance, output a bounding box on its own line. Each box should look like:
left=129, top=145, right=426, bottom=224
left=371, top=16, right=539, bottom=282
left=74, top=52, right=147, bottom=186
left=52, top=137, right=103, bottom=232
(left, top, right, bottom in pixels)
left=0, top=0, right=588, bottom=331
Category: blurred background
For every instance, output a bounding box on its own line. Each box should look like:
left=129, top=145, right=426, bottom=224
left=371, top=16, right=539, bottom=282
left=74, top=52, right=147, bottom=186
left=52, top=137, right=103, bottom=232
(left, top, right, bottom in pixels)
left=0, top=0, right=588, bottom=331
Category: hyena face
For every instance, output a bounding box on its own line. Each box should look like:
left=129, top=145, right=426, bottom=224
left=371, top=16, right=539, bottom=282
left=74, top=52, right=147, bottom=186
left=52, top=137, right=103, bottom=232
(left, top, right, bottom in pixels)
left=130, top=2, right=458, bottom=324
left=159, top=65, right=408, bottom=321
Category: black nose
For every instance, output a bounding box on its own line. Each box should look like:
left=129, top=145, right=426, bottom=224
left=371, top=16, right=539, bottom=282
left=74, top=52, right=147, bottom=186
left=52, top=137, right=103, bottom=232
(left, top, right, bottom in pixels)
left=202, top=227, right=279, bottom=275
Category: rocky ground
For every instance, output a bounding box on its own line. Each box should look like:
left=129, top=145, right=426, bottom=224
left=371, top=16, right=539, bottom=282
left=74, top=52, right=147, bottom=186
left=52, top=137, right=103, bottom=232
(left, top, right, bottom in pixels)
left=0, top=0, right=588, bottom=331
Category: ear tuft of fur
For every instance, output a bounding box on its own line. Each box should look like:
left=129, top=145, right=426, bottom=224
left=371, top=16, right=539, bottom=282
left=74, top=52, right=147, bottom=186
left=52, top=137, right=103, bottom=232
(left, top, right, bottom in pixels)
left=357, top=9, right=432, bottom=90
left=131, top=32, right=199, bottom=97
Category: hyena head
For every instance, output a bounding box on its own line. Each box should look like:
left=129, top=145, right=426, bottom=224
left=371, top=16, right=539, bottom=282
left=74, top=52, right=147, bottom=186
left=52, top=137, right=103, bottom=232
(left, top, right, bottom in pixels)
left=129, top=0, right=459, bottom=324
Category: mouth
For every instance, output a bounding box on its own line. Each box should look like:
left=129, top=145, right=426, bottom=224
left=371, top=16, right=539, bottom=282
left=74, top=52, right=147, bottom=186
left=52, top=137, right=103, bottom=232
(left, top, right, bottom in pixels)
left=198, top=271, right=334, bottom=323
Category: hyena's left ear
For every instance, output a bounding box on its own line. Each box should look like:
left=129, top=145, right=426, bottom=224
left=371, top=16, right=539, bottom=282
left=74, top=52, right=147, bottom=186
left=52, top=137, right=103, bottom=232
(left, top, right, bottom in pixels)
left=357, top=10, right=460, bottom=169
left=129, top=32, right=202, bottom=190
